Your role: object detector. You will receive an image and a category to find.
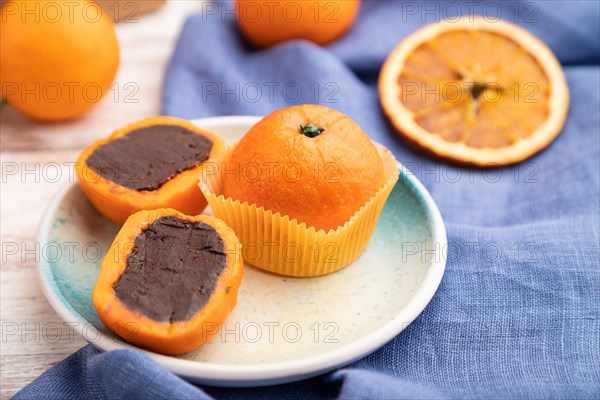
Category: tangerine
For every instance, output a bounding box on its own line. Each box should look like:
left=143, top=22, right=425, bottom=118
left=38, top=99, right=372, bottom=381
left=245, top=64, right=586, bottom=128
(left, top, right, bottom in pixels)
left=0, top=0, right=119, bottom=121
left=222, top=104, right=385, bottom=232
left=235, top=0, right=360, bottom=48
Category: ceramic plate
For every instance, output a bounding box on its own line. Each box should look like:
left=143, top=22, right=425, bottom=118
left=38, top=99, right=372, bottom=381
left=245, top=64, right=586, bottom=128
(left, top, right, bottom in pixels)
left=37, top=116, right=447, bottom=387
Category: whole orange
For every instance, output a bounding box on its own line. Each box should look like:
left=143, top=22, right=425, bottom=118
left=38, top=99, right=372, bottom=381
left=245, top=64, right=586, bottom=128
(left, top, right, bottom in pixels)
left=235, top=0, right=360, bottom=48
left=0, top=0, right=119, bottom=121
left=222, top=104, right=385, bottom=232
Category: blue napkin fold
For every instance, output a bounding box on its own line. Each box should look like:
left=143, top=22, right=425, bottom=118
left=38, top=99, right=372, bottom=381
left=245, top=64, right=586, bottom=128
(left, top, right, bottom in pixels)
left=19, top=1, right=599, bottom=398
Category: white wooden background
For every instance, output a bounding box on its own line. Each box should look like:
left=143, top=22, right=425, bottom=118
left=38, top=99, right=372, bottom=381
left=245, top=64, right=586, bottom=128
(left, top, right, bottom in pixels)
left=0, top=2, right=204, bottom=396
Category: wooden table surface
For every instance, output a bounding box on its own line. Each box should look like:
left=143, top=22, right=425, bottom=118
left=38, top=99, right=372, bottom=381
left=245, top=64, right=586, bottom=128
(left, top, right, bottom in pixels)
left=0, top=2, right=203, bottom=396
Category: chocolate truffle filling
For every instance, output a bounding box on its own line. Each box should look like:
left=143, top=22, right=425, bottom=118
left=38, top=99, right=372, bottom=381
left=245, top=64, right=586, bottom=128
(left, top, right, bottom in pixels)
left=86, top=124, right=213, bottom=191
left=113, top=216, right=227, bottom=322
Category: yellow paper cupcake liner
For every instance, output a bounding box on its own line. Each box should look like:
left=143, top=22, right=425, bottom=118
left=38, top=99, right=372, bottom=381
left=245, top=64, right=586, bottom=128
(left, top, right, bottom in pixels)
left=199, top=142, right=399, bottom=277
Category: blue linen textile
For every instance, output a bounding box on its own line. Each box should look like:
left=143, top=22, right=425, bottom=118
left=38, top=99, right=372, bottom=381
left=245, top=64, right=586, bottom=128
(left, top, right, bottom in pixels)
left=17, top=1, right=599, bottom=398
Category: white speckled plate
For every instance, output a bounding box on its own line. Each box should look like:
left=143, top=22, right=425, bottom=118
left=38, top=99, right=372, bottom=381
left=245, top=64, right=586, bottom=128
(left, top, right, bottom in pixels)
left=37, top=116, right=447, bottom=387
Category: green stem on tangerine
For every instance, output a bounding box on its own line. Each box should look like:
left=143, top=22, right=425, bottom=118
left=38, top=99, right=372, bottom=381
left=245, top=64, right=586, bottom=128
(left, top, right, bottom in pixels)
left=299, top=123, right=325, bottom=138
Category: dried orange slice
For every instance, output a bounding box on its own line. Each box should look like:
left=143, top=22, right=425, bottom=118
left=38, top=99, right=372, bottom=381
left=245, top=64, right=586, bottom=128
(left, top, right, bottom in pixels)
left=379, top=17, right=569, bottom=166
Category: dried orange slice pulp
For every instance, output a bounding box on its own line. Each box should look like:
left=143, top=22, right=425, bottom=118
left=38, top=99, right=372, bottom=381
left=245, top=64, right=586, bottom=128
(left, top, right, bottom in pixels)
left=379, top=17, right=569, bottom=166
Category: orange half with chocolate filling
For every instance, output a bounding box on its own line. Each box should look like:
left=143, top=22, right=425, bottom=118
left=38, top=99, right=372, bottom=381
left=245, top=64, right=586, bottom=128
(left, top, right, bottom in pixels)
left=93, top=208, right=243, bottom=355
left=76, top=116, right=225, bottom=225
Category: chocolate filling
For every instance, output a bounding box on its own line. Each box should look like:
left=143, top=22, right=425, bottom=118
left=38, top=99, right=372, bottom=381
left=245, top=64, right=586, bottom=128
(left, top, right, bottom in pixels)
left=113, top=216, right=227, bottom=322
left=86, top=124, right=213, bottom=191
